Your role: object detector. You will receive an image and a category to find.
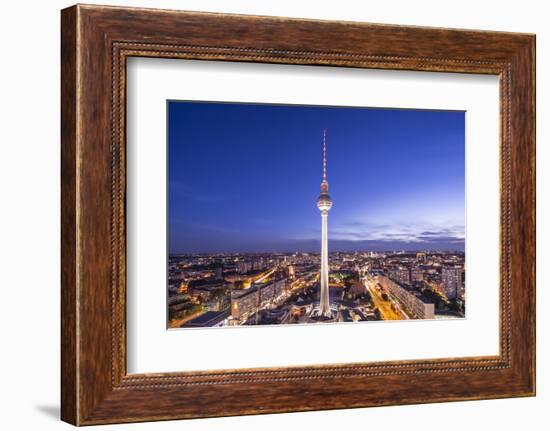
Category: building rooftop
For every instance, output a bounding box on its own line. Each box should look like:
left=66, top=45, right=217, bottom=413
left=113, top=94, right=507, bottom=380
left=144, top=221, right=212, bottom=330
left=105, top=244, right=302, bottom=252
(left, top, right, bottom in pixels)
left=181, top=310, right=230, bottom=327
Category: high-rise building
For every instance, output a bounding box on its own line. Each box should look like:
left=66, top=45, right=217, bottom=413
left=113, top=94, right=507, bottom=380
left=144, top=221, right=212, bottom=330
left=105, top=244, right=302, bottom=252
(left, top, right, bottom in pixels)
left=214, top=265, right=223, bottom=279
left=411, top=267, right=424, bottom=282
left=317, top=130, right=333, bottom=317
left=442, top=267, right=463, bottom=300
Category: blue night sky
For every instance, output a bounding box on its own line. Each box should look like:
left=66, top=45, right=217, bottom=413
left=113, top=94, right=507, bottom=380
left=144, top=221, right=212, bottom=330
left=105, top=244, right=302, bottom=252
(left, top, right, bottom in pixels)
left=168, top=101, right=465, bottom=254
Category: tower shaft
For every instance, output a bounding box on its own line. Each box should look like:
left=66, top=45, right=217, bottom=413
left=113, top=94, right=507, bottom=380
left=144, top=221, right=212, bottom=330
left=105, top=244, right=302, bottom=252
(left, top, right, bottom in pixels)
left=319, top=212, right=331, bottom=316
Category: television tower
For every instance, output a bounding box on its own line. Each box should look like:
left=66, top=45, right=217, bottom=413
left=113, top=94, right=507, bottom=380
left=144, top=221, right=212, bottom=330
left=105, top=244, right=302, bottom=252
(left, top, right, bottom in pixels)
left=317, top=130, right=333, bottom=317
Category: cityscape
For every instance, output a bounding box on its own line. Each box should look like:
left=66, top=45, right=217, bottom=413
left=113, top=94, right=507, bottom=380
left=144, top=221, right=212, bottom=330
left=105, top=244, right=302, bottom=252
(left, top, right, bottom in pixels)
left=167, top=101, right=465, bottom=329
left=168, top=250, right=465, bottom=328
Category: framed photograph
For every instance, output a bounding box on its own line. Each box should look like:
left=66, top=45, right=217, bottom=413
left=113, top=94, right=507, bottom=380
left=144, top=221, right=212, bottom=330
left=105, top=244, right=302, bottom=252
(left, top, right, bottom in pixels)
left=61, top=4, right=536, bottom=425
left=165, top=102, right=465, bottom=330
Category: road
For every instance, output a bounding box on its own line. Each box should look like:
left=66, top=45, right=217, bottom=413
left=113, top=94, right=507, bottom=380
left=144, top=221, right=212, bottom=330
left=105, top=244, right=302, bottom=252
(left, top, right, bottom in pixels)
left=168, top=308, right=205, bottom=328
left=365, top=281, right=405, bottom=320
left=253, top=267, right=277, bottom=284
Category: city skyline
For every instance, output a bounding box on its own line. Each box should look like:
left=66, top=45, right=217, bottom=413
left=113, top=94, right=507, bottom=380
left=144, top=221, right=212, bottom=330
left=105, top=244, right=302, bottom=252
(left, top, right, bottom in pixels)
left=168, top=250, right=465, bottom=328
left=168, top=101, right=465, bottom=254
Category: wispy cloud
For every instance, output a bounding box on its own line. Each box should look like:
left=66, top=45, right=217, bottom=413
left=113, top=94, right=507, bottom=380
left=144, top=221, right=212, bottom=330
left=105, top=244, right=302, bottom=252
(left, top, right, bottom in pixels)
left=320, top=219, right=464, bottom=245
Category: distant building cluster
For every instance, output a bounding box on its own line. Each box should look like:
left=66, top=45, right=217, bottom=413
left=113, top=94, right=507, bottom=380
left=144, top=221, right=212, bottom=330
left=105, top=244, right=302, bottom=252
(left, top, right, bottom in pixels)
left=236, top=258, right=269, bottom=274
left=372, top=251, right=465, bottom=303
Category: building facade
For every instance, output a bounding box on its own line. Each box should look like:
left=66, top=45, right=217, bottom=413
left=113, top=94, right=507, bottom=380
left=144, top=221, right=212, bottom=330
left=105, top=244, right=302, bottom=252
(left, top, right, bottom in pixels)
left=377, top=274, right=435, bottom=319
left=230, top=278, right=287, bottom=322
left=442, top=267, right=463, bottom=300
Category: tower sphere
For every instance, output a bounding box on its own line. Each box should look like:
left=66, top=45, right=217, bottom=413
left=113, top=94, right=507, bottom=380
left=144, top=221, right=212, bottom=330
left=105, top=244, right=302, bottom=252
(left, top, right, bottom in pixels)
left=317, top=192, right=333, bottom=211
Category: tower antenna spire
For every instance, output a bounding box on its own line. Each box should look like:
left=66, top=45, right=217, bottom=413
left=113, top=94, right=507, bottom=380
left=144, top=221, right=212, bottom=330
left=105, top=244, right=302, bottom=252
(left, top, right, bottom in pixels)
left=323, top=129, right=327, bottom=181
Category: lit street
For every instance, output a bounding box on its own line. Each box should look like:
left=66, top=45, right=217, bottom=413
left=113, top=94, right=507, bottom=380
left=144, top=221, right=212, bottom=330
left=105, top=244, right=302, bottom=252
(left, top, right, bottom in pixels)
left=365, top=279, right=408, bottom=320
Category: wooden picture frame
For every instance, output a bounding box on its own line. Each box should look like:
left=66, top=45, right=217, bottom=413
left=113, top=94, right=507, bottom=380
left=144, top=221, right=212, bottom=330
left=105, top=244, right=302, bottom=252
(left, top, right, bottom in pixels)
left=61, top=4, right=535, bottom=425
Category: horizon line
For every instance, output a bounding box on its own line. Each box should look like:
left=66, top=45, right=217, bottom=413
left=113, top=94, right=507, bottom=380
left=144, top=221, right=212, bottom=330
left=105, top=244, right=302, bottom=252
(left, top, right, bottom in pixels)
left=169, top=250, right=465, bottom=255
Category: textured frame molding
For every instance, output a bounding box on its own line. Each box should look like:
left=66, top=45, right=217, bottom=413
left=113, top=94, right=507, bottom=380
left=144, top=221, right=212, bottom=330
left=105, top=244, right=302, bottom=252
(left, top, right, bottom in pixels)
left=61, top=4, right=535, bottom=425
